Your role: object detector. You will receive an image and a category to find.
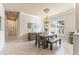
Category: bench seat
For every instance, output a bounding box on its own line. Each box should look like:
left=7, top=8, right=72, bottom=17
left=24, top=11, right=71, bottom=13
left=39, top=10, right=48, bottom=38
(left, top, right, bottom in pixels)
left=47, top=37, right=61, bottom=50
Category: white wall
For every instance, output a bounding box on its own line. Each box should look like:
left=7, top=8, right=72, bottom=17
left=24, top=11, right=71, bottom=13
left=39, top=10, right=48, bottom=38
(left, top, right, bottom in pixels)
left=63, top=10, right=75, bottom=40
left=76, top=4, right=79, bottom=32
left=50, top=9, right=75, bottom=40
left=0, top=4, right=5, bottom=51
left=19, top=12, right=29, bottom=36
left=28, top=14, right=43, bottom=33
left=19, top=12, right=42, bottom=36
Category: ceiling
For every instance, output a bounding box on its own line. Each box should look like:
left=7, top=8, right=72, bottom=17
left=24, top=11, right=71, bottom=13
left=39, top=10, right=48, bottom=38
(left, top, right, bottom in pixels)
left=3, top=3, right=74, bottom=18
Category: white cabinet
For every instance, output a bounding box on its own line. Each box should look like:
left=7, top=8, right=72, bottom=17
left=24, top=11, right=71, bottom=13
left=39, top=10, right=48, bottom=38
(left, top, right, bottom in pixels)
left=73, top=33, right=79, bottom=54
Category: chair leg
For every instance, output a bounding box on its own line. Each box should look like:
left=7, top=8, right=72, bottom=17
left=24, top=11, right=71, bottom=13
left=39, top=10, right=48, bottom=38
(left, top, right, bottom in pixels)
left=35, top=40, right=37, bottom=46
left=50, top=43, right=53, bottom=50
left=38, top=41, right=40, bottom=48
left=55, top=41, right=57, bottom=45
left=43, top=42, right=46, bottom=49
left=59, top=39, right=61, bottom=45
left=46, top=42, right=48, bottom=48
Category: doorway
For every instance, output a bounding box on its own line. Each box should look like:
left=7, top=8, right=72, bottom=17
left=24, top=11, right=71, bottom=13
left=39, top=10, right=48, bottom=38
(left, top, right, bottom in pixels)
left=5, top=11, right=19, bottom=42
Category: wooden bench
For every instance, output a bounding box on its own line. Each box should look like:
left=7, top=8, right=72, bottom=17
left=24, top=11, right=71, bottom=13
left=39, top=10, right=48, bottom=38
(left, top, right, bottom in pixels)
left=47, top=37, right=61, bottom=50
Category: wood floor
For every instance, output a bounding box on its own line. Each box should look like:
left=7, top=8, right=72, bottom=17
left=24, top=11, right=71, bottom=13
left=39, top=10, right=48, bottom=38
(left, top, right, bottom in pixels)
left=0, top=37, right=73, bottom=55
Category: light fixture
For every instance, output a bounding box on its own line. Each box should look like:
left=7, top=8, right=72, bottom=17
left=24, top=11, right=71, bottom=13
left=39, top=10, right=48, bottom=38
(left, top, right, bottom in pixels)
left=43, top=8, right=50, bottom=34
left=43, top=8, right=50, bottom=13
left=43, top=8, right=50, bottom=25
left=10, top=17, right=14, bottom=19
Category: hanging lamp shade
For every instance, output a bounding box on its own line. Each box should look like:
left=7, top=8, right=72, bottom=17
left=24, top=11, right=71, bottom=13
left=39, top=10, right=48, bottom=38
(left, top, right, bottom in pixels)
left=44, top=16, right=49, bottom=24
left=43, top=8, right=50, bottom=24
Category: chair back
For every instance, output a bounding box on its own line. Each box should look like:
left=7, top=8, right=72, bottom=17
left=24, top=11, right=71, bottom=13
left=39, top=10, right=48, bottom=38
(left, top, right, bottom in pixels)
left=49, top=34, right=57, bottom=40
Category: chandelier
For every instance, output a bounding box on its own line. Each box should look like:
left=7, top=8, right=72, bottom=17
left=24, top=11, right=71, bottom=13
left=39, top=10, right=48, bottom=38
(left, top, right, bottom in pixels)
left=43, top=8, right=50, bottom=13
left=43, top=8, right=50, bottom=25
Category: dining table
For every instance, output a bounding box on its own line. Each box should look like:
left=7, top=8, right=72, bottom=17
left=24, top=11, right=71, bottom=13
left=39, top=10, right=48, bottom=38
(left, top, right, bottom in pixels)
left=39, top=33, right=57, bottom=49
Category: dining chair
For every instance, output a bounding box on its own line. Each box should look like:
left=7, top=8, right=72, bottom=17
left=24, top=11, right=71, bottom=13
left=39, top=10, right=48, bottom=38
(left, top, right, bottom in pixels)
left=35, top=33, right=44, bottom=48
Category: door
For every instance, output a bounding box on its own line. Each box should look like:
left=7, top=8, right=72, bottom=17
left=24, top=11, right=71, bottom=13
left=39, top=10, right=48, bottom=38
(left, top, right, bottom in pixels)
left=7, top=19, right=16, bottom=36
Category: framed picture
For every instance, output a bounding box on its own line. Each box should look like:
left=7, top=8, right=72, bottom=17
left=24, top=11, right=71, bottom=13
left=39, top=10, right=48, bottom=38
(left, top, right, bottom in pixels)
left=28, top=23, right=39, bottom=32
left=28, top=23, right=32, bottom=29
left=28, top=23, right=39, bottom=29
left=0, top=16, right=1, bottom=30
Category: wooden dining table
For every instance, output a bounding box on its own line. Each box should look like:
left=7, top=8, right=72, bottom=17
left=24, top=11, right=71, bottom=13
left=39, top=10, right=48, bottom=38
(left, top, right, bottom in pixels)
left=39, top=33, right=57, bottom=49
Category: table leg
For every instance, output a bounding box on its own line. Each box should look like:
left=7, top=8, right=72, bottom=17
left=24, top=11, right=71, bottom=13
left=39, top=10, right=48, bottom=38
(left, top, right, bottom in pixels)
left=46, top=41, right=48, bottom=48
left=59, top=39, right=61, bottom=45
left=43, top=43, right=45, bottom=49
left=50, top=43, right=53, bottom=50
left=35, top=39, right=37, bottom=46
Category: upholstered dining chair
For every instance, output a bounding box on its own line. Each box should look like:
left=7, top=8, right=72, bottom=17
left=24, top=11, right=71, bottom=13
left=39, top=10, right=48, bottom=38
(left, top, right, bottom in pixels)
left=35, top=33, right=44, bottom=48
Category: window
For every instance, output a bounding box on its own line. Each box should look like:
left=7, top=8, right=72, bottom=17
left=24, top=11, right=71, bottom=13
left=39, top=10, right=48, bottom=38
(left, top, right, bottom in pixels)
left=51, top=19, right=64, bottom=35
